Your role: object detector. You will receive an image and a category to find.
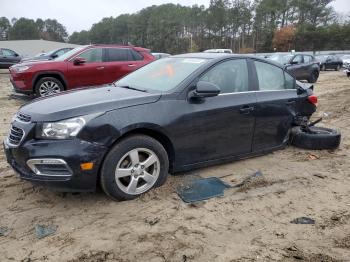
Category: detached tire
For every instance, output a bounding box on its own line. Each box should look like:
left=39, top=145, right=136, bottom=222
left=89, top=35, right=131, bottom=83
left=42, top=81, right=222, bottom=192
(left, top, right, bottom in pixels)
left=290, top=126, right=341, bottom=150
left=100, top=135, right=169, bottom=201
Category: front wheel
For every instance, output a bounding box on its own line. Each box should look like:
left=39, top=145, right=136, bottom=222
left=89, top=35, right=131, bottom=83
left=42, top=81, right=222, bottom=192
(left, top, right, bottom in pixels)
left=35, top=77, right=64, bottom=97
left=100, top=135, right=169, bottom=201
left=335, top=65, right=341, bottom=71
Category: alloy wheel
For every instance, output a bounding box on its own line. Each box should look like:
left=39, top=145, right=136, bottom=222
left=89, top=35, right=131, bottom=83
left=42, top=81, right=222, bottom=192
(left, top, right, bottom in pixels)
left=39, top=81, right=61, bottom=96
left=115, top=148, right=160, bottom=195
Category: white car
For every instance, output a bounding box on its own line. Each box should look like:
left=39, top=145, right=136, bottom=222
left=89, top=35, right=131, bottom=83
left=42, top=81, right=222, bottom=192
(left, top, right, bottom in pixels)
left=341, top=55, right=350, bottom=68
left=203, top=49, right=233, bottom=54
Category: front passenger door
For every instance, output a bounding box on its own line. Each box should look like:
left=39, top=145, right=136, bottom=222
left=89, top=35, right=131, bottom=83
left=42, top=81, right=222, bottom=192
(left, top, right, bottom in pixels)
left=173, top=59, right=256, bottom=165
left=66, top=48, right=106, bottom=88
left=252, top=61, right=298, bottom=152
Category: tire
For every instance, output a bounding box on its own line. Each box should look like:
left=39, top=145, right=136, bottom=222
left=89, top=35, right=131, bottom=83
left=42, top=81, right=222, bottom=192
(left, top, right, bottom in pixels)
left=308, top=71, right=319, bottom=83
left=100, top=135, right=169, bottom=201
left=35, top=77, right=64, bottom=97
left=290, top=126, right=341, bottom=150
left=336, top=65, right=340, bottom=71
left=321, top=65, right=326, bottom=71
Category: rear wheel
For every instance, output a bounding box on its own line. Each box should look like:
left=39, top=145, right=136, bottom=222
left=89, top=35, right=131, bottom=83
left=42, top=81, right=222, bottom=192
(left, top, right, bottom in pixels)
left=35, top=77, right=64, bottom=97
left=308, top=71, right=319, bottom=83
left=321, top=65, right=326, bottom=71
left=335, top=65, right=341, bottom=71
left=290, top=126, right=341, bottom=150
left=100, top=135, right=169, bottom=201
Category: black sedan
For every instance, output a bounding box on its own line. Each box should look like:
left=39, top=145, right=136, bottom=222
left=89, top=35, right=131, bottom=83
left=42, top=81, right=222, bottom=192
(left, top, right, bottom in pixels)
left=315, top=55, right=343, bottom=71
left=20, top=47, right=74, bottom=63
left=4, top=53, right=317, bottom=200
left=0, top=48, right=21, bottom=69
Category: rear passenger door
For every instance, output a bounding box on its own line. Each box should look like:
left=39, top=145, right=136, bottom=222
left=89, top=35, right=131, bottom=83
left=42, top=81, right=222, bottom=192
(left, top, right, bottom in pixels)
left=252, top=60, right=298, bottom=152
left=104, top=48, right=145, bottom=83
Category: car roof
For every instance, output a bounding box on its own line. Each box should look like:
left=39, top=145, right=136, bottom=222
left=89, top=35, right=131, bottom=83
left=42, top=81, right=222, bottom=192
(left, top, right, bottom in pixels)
left=88, top=44, right=149, bottom=52
left=172, top=52, right=284, bottom=68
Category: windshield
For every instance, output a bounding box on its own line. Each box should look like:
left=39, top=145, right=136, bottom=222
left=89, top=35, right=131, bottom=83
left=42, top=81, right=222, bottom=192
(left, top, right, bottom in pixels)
left=116, top=57, right=208, bottom=92
left=54, top=46, right=86, bottom=61
left=269, top=54, right=293, bottom=65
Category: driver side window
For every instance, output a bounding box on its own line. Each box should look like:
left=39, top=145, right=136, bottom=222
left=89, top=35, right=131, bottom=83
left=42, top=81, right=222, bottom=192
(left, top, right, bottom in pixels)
left=200, top=59, right=249, bottom=94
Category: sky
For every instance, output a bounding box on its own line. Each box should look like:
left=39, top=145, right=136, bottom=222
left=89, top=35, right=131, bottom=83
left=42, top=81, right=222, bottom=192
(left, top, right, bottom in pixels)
left=0, top=0, right=349, bottom=34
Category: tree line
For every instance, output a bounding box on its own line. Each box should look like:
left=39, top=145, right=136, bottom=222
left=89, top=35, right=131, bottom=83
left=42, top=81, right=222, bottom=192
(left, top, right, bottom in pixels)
left=1, top=0, right=350, bottom=53
left=0, top=17, right=68, bottom=42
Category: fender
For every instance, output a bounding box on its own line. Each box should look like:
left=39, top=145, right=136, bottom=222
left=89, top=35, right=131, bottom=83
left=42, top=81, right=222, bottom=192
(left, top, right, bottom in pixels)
left=32, top=70, right=68, bottom=90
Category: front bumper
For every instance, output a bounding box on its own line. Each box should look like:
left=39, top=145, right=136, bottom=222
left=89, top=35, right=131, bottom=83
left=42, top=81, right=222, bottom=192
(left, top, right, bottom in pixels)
left=3, top=138, right=108, bottom=192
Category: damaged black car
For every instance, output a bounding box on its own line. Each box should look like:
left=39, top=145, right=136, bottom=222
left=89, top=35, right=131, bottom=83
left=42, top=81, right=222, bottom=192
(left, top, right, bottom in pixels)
left=3, top=53, right=339, bottom=200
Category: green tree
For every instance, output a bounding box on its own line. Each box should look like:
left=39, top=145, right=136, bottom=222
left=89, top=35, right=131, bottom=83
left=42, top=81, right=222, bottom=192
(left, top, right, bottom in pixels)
left=8, top=18, right=40, bottom=40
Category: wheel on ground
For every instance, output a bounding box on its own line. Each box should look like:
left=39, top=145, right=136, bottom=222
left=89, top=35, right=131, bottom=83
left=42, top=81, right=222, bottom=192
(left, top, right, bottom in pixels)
left=100, top=135, right=169, bottom=201
left=290, top=126, right=341, bottom=150
left=308, top=71, right=319, bottom=83
left=335, top=65, right=340, bottom=71
left=321, top=65, right=326, bottom=71
left=35, top=77, right=64, bottom=97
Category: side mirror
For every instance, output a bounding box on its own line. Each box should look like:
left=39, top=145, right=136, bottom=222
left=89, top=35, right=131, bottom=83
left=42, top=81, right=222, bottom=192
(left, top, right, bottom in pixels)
left=14, top=53, right=19, bottom=57
left=189, top=81, right=220, bottom=99
left=73, top=57, right=86, bottom=65
left=290, top=60, right=298, bottom=65
left=51, top=54, right=58, bottom=59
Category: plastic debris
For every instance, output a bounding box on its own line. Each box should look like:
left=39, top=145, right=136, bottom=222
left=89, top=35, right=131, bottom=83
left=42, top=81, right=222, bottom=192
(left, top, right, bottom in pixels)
left=35, top=224, right=58, bottom=239
left=290, top=217, right=315, bottom=224
left=0, top=226, right=10, bottom=237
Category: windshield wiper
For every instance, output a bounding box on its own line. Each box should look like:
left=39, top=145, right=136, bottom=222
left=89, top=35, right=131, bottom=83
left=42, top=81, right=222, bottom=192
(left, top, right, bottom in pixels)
left=116, top=85, right=147, bottom=92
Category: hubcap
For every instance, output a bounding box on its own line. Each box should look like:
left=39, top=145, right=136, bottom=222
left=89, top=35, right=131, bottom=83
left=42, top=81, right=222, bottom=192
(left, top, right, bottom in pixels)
left=39, top=81, right=61, bottom=97
left=115, top=148, right=160, bottom=195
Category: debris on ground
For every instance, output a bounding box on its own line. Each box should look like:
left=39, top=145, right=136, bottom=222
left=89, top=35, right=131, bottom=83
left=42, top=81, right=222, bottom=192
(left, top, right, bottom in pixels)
left=290, top=217, right=315, bottom=224
left=0, top=226, right=10, bottom=236
left=177, top=177, right=230, bottom=203
left=145, top=217, right=160, bottom=226
left=35, top=224, right=58, bottom=239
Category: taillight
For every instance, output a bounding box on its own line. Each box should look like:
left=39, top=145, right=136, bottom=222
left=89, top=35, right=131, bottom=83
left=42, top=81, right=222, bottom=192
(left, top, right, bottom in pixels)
left=308, top=95, right=318, bottom=105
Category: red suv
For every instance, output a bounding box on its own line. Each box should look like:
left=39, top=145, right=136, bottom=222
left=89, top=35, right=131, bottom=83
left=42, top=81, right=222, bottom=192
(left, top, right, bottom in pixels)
left=9, top=45, right=155, bottom=97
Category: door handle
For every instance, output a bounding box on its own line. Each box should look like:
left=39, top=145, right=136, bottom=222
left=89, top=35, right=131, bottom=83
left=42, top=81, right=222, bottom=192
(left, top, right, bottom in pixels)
left=286, top=100, right=295, bottom=105
left=239, top=105, right=254, bottom=114
left=96, top=66, right=105, bottom=70
left=128, top=64, right=136, bottom=67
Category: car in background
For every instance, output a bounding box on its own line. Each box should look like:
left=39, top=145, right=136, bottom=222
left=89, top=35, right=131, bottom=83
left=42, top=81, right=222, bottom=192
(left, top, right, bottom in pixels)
left=21, top=47, right=74, bottom=63
left=4, top=53, right=318, bottom=200
left=0, top=48, right=21, bottom=69
left=341, top=55, right=350, bottom=69
left=315, top=55, right=343, bottom=71
left=9, top=45, right=155, bottom=97
left=152, top=52, right=171, bottom=59
left=203, top=49, right=233, bottom=54
left=269, top=53, right=320, bottom=83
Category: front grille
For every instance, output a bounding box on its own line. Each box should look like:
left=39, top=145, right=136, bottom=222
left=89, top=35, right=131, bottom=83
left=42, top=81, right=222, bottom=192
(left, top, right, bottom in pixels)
left=16, top=112, right=31, bottom=123
left=8, top=125, right=24, bottom=146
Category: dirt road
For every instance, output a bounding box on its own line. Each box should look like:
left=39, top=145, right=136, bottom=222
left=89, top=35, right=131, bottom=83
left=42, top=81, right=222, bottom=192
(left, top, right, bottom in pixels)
left=0, top=70, right=349, bottom=261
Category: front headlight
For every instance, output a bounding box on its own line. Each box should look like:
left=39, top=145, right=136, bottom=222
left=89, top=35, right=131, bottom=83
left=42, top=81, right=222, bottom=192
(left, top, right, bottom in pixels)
left=37, top=114, right=100, bottom=139
left=13, top=65, right=30, bottom=73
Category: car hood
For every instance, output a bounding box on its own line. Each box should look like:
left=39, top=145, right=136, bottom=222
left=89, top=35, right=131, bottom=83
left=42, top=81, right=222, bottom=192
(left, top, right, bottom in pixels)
left=14, top=59, right=59, bottom=67
left=20, top=85, right=161, bottom=122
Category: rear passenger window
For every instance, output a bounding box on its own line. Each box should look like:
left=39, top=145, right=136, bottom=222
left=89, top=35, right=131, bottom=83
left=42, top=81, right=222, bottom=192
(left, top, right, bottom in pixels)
left=78, top=48, right=103, bottom=62
left=285, top=72, right=295, bottom=89
left=106, top=48, right=137, bottom=62
left=200, top=59, right=249, bottom=94
left=304, top=55, right=312, bottom=63
left=131, top=50, right=143, bottom=61
left=254, top=61, right=285, bottom=91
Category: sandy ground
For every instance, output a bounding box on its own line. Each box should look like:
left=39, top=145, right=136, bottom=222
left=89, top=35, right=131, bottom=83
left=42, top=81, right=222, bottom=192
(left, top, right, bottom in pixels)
left=0, top=69, right=349, bottom=262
